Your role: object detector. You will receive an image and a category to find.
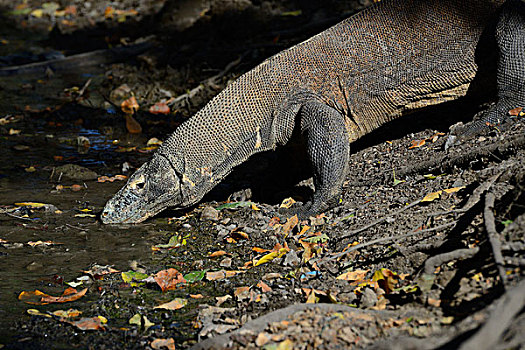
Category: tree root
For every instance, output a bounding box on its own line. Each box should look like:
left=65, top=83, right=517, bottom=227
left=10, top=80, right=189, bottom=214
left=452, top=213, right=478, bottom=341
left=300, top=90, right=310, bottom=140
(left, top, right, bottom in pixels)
left=395, top=131, right=525, bottom=180
left=483, top=192, right=507, bottom=288
left=458, top=279, right=525, bottom=350
left=423, top=247, right=480, bottom=275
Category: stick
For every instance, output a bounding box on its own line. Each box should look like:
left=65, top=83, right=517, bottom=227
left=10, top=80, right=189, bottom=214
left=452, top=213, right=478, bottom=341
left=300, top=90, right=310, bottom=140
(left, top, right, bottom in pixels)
left=325, top=221, right=456, bottom=262
left=484, top=192, right=507, bottom=288
left=337, top=199, right=421, bottom=241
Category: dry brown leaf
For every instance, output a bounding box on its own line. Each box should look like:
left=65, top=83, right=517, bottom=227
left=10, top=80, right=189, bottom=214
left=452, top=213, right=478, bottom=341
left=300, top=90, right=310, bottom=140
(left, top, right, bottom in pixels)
left=149, top=101, right=170, bottom=115
left=508, top=107, right=524, bottom=116
left=154, top=298, right=188, bottom=310
left=409, top=139, right=426, bottom=149
left=67, top=316, right=106, bottom=331
left=125, top=113, right=142, bottom=134
left=209, top=250, right=228, bottom=258
left=154, top=268, right=186, bottom=292
left=121, top=96, right=139, bottom=114
left=151, top=338, right=176, bottom=350
left=337, top=269, right=369, bottom=281
left=257, top=280, right=272, bottom=293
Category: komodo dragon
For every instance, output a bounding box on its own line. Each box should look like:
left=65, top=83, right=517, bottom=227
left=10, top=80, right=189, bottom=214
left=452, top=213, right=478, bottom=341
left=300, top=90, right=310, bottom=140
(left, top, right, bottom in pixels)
left=101, top=0, right=525, bottom=224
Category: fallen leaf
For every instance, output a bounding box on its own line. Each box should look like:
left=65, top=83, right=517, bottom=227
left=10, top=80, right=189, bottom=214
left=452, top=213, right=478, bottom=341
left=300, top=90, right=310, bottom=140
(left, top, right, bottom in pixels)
left=53, top=309, right=82, bottom=318
left=280, top=197, right=296, bottom=209
left=206, top=270, right=244, bottom=281
left=183, top=270, right=206, bottom=283
left=74, top=213, right=96, bottom=218
left=257, top=281, right=272, bottom=292
left=147, top=138, right=163, bottom=146
left=234, top=287, right=250, bottom=299
left=252, top=247, right=270, bottom=253
left=149, top=101, right=171, bottom=115
left=373, top=268, right=398, bottom=294
left=209, top=250, right=228, bottom=258
left=27, top=309, right=52, bottom=318
left=154, top=268, right=186, bottom=292
left=216, top=295, right=232, bottom=306
left=121, top=271, right=148, bottom=286
left=254, top=248, right=288, bottom=267
left=443, top=186, right=465, bottom=194
left=216, top=201, right=252, bottom=210
left=151, top=338, right=176, bottom=350
left=125, top=113, right=142, bottom=134
left=337, top=269, right=369, bottom=281
left=508, top=107, right=524, bottom=116
left=129, top=314, right=155, bottom=330
left=421, top=190, right=442, bottom=202
left=409, top=139, right=426, bottom=149
left=154, top=298, right=188, bottom=310
left=15, top=202, right=48, bottom=208
left=190, top=294, right=204, bottom=299
left=280, top=215, right=298, bottom=236
left=19, top=287, right=87, bottom=305
left=27, top=240, right=62, bottom=247
left=71, top=184, right=83, bottom=191
left=68, top=316, right=106, bottom=331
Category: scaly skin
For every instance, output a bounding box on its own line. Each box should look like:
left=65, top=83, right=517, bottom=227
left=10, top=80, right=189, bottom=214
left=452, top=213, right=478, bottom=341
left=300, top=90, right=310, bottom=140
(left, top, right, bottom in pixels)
left=101, top=0, right=525, bottom=224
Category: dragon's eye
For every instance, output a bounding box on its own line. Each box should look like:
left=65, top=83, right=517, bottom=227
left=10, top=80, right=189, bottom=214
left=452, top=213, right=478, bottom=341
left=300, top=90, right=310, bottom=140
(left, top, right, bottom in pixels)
left=135, top=181, right=145, bottom=190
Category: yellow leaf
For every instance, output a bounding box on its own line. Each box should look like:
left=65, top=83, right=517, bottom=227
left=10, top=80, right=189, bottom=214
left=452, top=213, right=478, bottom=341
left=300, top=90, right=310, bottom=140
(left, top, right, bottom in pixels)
left=15, top=202, right=47, bottom=208
left=254, top=251, right=279, bottom=266
left=279, top=197, right=296, bottom=209
left=276, top=339, right=294, bottom=350
left=31, top=9, right=44, bottom=18
left=251, top=203, right=260, bottom=211
left=27, top=309, right=52, bottom=318
left=443, top=186, right=465, bottom=194
left=306, top=290, right=319, bottom=304
left=421, top=191, right=442, bottom=202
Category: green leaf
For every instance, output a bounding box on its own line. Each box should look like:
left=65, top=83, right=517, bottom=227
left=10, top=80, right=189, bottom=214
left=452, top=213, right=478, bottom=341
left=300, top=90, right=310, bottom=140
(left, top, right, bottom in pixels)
left=303, top=233, right=330, bottom=243
left=501, top=220, right=513, bottom=227
left=216, top=201, right=253, bottom=211
left=121, top=271, right=148, bottom=286
left=154, top=235, right=184, bottom=249
left=183, top=270, right=206, bottom=283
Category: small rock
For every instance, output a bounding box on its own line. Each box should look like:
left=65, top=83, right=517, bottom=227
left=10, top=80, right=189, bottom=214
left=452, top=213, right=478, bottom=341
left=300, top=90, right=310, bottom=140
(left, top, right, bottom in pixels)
left=53, top=164, right=98, bottom=181
left=283, top=250, right=300, bottom=267
left=201, top=206, right=220, bottom=221
left=219, top=257, right=232, bottom=268
left=360, top=287, right=378, bottom=308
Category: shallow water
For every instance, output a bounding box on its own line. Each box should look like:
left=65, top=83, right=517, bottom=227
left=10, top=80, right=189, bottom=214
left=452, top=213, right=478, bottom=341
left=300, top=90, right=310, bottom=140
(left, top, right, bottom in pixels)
left=0, top=103, right=156, bottom=341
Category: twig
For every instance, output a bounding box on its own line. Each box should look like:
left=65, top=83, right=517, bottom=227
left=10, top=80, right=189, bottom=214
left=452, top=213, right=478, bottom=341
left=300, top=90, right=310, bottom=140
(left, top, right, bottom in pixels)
left=65, top=223, right=86, bottom=231
left=170, top=55, right=244, bottom=107
left=484, top=192, right=506, bottom=288
left=424, top=247, right=480, bottom=274
left=337, top=199, right=422, bottom=241
left=4, top=212, right=34, bottom=221
left=395, top=132, right=525, bottom=180
left=0, top=42, right=153, bottom=76
left=324, top=221, right=456, bottom=262
left=458, top=278, right=525, bottom=350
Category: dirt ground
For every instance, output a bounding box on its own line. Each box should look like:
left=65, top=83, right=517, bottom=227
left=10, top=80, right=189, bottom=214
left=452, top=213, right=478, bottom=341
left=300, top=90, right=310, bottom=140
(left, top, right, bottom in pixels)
left=0, top=0, right=524, bottom=349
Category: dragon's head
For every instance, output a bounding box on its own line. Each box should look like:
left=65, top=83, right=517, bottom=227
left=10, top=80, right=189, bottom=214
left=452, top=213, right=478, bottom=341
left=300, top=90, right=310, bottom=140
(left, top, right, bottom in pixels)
left=101, top=154, right=183, bottom=224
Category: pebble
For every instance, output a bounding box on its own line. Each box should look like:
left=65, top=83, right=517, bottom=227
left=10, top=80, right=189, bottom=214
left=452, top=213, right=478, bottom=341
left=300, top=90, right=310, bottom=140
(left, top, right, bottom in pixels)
left=200, top=206, right=220, bottom=222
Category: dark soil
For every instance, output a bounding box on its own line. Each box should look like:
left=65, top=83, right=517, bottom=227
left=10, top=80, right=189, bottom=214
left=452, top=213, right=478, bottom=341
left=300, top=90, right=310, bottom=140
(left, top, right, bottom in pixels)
left=0, top=0, right=523, bottom=349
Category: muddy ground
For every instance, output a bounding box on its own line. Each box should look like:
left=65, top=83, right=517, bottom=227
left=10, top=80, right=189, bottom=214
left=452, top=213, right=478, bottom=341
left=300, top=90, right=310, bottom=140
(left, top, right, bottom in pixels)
left=0, top=0, right=524, bottom=349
